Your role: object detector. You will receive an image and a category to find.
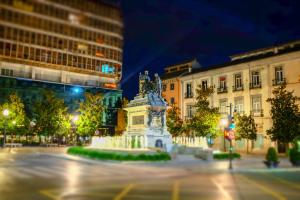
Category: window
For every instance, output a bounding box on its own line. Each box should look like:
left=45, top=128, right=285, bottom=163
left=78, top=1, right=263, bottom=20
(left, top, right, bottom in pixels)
left=274, top=66, right=284, bottom=85
left=186, top=105, right=194, bottom=118
left=201, top=80, right=208, bottom=90
left=219, top=99, right=228, bottom=114
left=170, top=83, right=175, bottom=90
left=234, top=73, right=243, bottom=90
left=275, top=66, right=283, bottom=81
left=1, top=68, right=13, bottom=76
left=162, top=84, right=167, bottom=92
left=251, top=71, right=261, bottom=88
left=218, top=76, right=227, bottom=93
left=234, top=97, right=244, bottom=113
left=170, top=97, right=175, bottom=105
left=251, top=95, right=262, bottom=115
left=185, top=83, right=192, bottom=98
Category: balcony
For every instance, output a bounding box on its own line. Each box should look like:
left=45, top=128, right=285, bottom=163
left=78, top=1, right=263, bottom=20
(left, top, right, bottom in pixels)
left=217, top=87, right=228, bottom=94
left=250, top=109, right=264, bottom=117
left=272, top=78, right=286, bottom=86
left=184, top=116, right=193, bottom=122
left=249, top=82, right=261, bottom=89
left=184, top=92, right=194, bottom=99
left=232, top=84, right=244, bottom=92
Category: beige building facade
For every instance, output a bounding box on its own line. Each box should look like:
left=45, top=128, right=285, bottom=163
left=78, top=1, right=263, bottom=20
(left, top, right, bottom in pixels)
left=180, top=41, right=300, bottom=152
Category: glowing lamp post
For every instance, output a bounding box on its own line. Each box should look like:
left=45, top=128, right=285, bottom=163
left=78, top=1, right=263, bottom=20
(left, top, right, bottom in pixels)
left=2, top=109, right=9, bottom=148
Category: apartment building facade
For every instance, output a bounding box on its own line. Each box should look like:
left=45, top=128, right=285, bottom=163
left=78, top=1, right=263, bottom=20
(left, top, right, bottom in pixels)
left=180, top=41, right=300, bottom=152
left=161, top=59, right=200, bottom=108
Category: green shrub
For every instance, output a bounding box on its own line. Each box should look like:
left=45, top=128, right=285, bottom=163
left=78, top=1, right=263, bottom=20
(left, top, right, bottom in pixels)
left=67, top=147, right=171, bottom=161
left=266, top=147, right=278, bottom=162
left=289, top=140, right=300, bottom=165
left=213, top=152, right=241, bottom=159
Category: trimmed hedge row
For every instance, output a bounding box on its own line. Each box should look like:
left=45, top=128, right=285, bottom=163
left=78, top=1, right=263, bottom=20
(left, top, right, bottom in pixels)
left=213, top=152, right=241, bottom=159
left=67, top=147, right=171, bottom=161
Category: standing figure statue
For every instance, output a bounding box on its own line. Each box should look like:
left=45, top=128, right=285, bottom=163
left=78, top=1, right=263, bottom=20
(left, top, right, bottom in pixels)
left=154, top=73, right=162, bottom=97
left=139, top=71, right=152, bottom=96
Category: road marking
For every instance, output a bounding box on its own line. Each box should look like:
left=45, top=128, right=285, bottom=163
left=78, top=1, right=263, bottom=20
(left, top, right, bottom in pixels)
left=237, top=175, right=287, bottom=200
left=1, top=168, right=31, bottom=179
left=34, top=166, right=66, bottom=177
left=114, top=183, right=135, bottom=200
left=172, top=180, right=180, bottom=200
left=212, top=178, right=233, bottom=200
left=19, top=168, right=53, bottom=178
left=40, top=190, right=57, bottom=200
left=261, top=173, right=300, bottom=190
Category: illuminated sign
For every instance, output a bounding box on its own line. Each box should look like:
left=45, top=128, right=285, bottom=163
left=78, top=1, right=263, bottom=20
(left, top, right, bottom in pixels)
left=104, top=83, right=117, bottom=89
left=101, top=64, right=114, bottom=74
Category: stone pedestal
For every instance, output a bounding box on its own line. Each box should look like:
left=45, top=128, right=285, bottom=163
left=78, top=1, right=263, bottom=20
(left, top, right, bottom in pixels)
left=124, top=92, right=172, bottom=148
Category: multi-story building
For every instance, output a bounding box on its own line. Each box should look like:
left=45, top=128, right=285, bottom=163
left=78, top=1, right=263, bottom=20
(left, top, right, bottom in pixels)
left=179, top=40, right=300, bottom=152
left=161, top=59, right=200, bottom=108
left=0, top=0, right=123, bottom=134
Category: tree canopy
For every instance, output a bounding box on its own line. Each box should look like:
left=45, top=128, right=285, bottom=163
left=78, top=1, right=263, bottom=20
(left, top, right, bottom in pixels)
left=166, top=103, right=183, bottom=137
left=0, top=93, right=27, bottom=135
left=190, top=86, right=220, bottom=138
left=76, top=93, right=105, bottom=136
left=267, top=84, right=300, bottom=143
left=33, top=90, right=70, bottom=138
left=235, top=114, right=257, bottom=153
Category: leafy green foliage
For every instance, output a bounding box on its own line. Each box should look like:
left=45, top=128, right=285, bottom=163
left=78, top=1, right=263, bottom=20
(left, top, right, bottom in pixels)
left=33, top=90, right=71, bottom=138
left=289, top=140, right=300, bottom=165
left=76, top=93, right=105, bottom=136
left=267, top=84, right=300, bottom=143
left=0, top=93, right=27, bottom=135
left=166, top=104, right=183, bottom=137
left=266, top=147, right=278, bottom=162
left=235, top=114, right=257, bottom=153
left=213, top=152, right=241, bottom=159
left=189, top=86, right=220, bottom=137
left=67, top=147, right=171, bottom=161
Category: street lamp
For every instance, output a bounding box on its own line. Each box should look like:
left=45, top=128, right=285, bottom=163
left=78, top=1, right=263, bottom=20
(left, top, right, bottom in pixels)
left=2, top=109, right=9, bottom=148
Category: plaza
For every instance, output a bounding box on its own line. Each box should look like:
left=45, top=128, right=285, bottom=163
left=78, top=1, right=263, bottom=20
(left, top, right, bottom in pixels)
left=1, top=148, right=300, bottom=200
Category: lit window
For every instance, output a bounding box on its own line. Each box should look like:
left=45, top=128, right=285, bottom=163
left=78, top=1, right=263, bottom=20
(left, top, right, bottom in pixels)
left=170, top=83, right=175, bottom=90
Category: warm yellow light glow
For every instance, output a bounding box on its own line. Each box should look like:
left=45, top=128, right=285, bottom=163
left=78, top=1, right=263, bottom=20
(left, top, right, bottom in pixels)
left=72, top=115, right=79, bottom=123
left=220, top=118, right=228, bottom=126
left=3, top=109, right=9, bottom=116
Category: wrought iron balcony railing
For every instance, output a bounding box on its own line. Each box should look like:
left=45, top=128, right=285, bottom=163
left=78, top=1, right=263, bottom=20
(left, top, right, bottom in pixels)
left=184, top=92, right=194, bottom=99
left=217, top=87, right=228, bottom=94
left=249, top=82, right=261, bottom=89
left=250, top=109, right=264, bottom=117
left=232, top=84, right=244, bottom=92
left=272, top=78, right=286, bottom=86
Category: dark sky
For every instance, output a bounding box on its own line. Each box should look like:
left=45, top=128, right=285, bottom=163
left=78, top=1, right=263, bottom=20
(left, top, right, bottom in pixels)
left=118, top=0, right=300, bottom=99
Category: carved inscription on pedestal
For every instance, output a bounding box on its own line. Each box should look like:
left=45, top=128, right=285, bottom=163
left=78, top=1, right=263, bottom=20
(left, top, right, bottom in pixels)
left=132, top=115, right=144, bottom=125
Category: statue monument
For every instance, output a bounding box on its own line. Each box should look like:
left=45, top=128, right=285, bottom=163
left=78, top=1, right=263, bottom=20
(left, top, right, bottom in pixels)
left=123, top=71, right=172, bottom=148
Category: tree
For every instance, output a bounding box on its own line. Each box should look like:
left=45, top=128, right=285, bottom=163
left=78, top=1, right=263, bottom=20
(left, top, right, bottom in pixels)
left=235, top=114, right=257, bottom=153
left=190, top=86, right=220, bottom=138
left=33, top=90, right=70, bottom=143
left=267, top=84, right=300, bottom=144
left=76, top=93, right=105, bottom=136
left=166, top=104, right=183, bottom=137
left=0, top=93, right=27, bottom=141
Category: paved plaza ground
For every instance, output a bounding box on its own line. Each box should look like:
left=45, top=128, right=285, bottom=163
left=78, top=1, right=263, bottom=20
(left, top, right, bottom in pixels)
left=0, top=147, right=300, bottom=200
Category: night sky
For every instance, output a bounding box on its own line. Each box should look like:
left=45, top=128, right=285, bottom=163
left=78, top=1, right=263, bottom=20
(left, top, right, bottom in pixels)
left=118, top=0, right=300, bottom=99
